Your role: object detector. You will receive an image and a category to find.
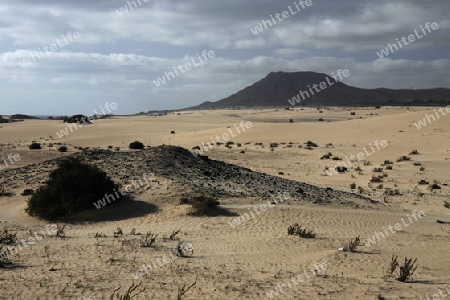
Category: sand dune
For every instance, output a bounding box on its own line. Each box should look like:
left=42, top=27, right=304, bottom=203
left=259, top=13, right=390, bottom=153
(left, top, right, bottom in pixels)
left=0, top=107, right=449, bottom=299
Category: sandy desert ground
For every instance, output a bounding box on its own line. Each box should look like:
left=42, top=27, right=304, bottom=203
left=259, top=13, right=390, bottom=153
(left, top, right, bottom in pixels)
left=0, top=106, right=449, bottom=299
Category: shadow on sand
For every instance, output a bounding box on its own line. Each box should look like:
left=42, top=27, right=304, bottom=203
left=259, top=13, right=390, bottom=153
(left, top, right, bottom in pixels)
left=64, top=196, right=159, bottom=222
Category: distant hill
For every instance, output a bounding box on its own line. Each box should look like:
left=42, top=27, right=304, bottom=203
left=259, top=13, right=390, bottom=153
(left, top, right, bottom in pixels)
left=190, top=71, right=450, bottom=109
left=10, top=114, right=40, bottom=120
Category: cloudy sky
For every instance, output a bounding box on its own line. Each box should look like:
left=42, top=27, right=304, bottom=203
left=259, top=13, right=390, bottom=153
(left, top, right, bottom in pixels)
left=1, top=0, right=449, bottom=115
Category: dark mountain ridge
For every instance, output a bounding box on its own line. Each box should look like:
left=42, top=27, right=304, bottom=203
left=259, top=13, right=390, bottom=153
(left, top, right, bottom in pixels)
left=191, top=71, right=450, bottom=109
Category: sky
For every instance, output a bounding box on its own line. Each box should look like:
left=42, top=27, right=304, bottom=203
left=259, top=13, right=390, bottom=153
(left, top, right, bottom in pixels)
left=0, top=0, right=449, bottom=115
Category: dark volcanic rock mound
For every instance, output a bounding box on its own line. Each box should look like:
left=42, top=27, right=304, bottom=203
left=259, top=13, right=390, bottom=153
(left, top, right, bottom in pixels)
left=0, top=146, right=378, bottom=208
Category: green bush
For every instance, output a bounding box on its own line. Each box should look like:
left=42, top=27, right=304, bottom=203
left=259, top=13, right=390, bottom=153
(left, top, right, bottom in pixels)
left=26, top=157, right=122, bottom=221
left=180, top=195, right=220, bottom=216
left=129, top=141, right=145, bottom=150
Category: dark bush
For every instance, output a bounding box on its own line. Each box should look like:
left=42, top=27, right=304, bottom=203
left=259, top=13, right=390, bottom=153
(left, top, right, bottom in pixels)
left=29, top=142, right=41, bottom=150
left=305, top=141, right=318, bottom=147
left=180, top=195, right=220, bottom=216
left=26, top=157, right=122, bottom=221
left=58, top=146, right=68, bottom=152
left=21, top=189, right=34, bottom=196
left=63, top=115, right=91, bottom=124
left=129, top=141, right=145, bottom=150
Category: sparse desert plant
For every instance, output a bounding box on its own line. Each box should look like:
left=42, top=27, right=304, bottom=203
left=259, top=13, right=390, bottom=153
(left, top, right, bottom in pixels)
left=363, top=160, right=371, bottom=166
left=139, top=232, right=157, bottom=247
left=170, top=230, right=181, bottom=240
left=409, top=149, right=420, bottom=155
left=413, top=162, right=421, bottom=166
left=428, top=183, right=441, bottom=190
left=287, top=223, right=316, bottom=238
left=373, top=167, right=383, bottom=172
left=177, top=277, right=197, bottom=300
left=370, top=175, right=384, bottom=183
left=305, top=141, right=318, bottom=147
left=325, top=143, right=334, bottom=148
left=0, top=246, right=12, bottom=267
left=419, top=167, right=425, bottom=171
left=332, top=156, right=342, bottom=161
left=383, top=160, right=394, bottom=165
left=56, top=224, right=66, bottom=238
left=114, top=227, right=123, bottom=237
left=269, top=143, right=279, bottom=148
left=110, top=282, right=145, bottom=300
left=58, top=146, right=68, bottom=152
left=318, top=118, right=325, bottom=121
left=350, top=182, right=357, bottom=190
left=0, top=184, right=10, bottom=197
left=26, top=157, right=122, bottom=220
left=29, top=142, right=41, bottom=150
left=320, top=152, right=333, bottom=159
left=444, top=201, right=450, bottom=209
left=0, top=228, right=17, bottom=245
left=357, top=186, right=365, bottom=194
left=385, top=165, right=393, bottom=170
left=397, top=257, right=418, bottom=282
left=237, top=143, right=242, bottom=147
left=396, top=156, right=411, bottom=162
left=180, top=195, right=219, bottom=216
left=171, top=131, right=175, bottom=134
left=343, top=236, right=363, bottom=252
left=225, top=141, right=234, bottom=148
left=387, top=255, right=399, bottom=276
left=95, top=232, right=107, bottom=238
left=129, top=141, right=145, bottom=150
left=355, top=166, right=363, bottom=172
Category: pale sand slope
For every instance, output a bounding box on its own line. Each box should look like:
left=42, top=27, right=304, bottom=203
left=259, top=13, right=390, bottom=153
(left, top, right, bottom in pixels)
left=0, top=107, right=449, bottom=299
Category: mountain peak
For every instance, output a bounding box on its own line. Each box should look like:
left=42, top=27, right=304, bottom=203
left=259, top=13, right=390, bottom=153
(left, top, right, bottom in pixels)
left=190, top=71, right=450, bottom=109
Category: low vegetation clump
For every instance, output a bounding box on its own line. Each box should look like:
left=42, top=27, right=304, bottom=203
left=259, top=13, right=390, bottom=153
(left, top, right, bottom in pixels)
left=385, top=165, right=393, bottom=170
left=349, top=182, right=357, bottom=190
left=343, top=236, right=363, bottom=252
left=129, top=141, right=145, bottom=150
left=305, top=141, right=318, bottom=147
left=320, top=152, right=333, bottom=159
left=139, top=232, right=157, bottom=247
left=387, top=255, right=418, bottom=282
left=287, top=223, right=316, bottom=238
left=26, top=157, right=122, bottom=221
left=64, top=115, right=91, bottom=124
left=409, top=149, right=420, bottom=155
left=225, top=141, right=234, bottom=148
left=58, top=146, right=68, bottom=152
left=269, top=143, right=279, bottom=148
left=384, top=188, right=402, bottom=196
left=0, top=228, right=17, bottom=245
left=370, top=175, right=384, bottom=183
left=397, top=156, right=411, bottom=162
left=373, top=167, right=383, bottom=173
left=180, top=195, right=220, bottom=216
left=383, top=160, right=394, bottom=165
left=29, top=142, right=41, bottom=150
